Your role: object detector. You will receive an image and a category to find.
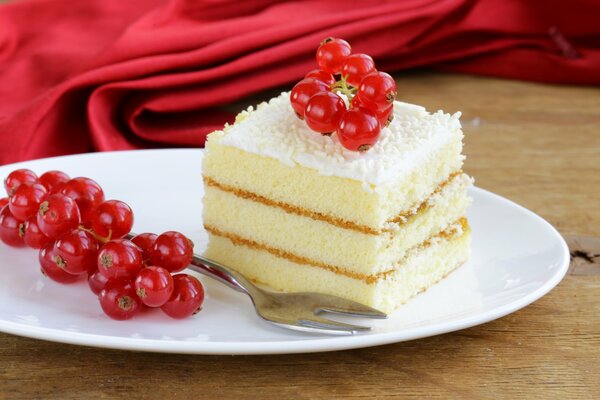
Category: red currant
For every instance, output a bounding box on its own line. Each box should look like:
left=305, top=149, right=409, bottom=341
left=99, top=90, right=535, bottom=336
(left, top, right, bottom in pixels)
left=352, top=96, right=392, bottom=127
left=149, top=231, right=194, bottom=273
left=4, top=169, right=38, bottom=196
left=39, top=243, right=79, bottom=284
left=304, top=69, right=336, bottom=86
left=131, top=232, right=157, bottom=262
left=341, top=54, right=376, bottom=87
left=290, top=78, right=329, bottom=119
left=88, top=269, right=109, bottom=295
left=23, top=217, right=52, bottom=249
left=134, top=266, right=174, bottom=307
left=0, top=198, right=8, bottom=209
left=9, top=183, right=48, bottom=221
left=316, top=37, right=351, bottom=74
left=304, top=92, right=347, bottom=134
left=161, top=274, right=204, bottom=319
left=91, top=200, right=134, bottom=240
left=39, top=170, right=70, bottom=193
left=54, top=229, right=99, bottom=275
left=97, top=239, right=143, bottom=280
left=37, top=194, right=81, bottom=239
left=60, top=177, right=104, bottom=226
left=357, top=71, right=397, bottom=111
left=337, top=108, right=381, bottom=152
left=376, top=103, right=394, bottom=127
left=350, top=94, right=363, bottom=108
left=99, top=280, right=142, bottom=320
left=0, top=206, right=25, bottom=247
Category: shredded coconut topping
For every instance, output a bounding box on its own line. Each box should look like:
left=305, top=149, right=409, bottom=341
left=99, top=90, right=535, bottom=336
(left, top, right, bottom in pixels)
left=216, top=92, right=462, bottom=189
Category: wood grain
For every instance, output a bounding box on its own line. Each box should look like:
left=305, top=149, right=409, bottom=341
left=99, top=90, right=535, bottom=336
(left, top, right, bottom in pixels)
left=1, top=72, right=599, bottom=399
left=568, top=236, right=600, bottom=275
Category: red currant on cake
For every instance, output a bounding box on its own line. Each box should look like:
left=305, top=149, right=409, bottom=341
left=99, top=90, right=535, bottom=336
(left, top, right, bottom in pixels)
left=357, top=71, right=397, bottom=110
left=304, top=91, right=347, bottom=134
left=337, top=108, right=381, bottom=152
left=291, top=38, right=397, bottom=151
left=341, top=54, right=376, bottom=87
left=316, top=37, right=351, bottom=74
left=375, top=103, right=394, bottom=127
left=290, top=78, right=329, bottom=119
left=4, top=169, right=38, bottom=196
left=0, top=198, right=9, bottom=209
left=304, top=69, right=336, bottom=86
left=161, top=274, right=204, bottom=319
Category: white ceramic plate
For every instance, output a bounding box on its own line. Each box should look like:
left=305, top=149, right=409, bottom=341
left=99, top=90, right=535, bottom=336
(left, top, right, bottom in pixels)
left=0, top=149, right=569, bottom=354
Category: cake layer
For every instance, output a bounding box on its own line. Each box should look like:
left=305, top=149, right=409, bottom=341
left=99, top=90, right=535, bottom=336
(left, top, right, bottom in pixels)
left=202, top=91, right=471, bottom=313
left=203, top=93, right=465, bottom=231
left=203, top=172, right=472, bottom=275
left=204, top=222, right=471, bottom=313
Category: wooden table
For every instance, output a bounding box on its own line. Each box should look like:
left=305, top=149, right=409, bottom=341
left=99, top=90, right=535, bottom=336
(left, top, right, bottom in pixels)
left=1, top=73, right=599, bottom=399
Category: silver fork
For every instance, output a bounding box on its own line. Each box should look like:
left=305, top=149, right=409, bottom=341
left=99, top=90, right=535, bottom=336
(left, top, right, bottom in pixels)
left=186, top=253, right=387, bottom=335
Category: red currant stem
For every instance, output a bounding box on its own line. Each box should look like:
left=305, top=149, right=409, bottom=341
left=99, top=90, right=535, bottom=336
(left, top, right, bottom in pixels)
left=331, top=75, right=356, bottom=102
left=79, top=226, right=112, bottom=244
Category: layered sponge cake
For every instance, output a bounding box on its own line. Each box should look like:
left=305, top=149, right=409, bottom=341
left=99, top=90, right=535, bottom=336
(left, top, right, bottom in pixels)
left=202, top=92, right=472, bottom=313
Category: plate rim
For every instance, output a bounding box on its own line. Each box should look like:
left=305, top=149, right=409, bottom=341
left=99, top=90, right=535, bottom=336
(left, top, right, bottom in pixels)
left=0, top=149, right=570, bottom=354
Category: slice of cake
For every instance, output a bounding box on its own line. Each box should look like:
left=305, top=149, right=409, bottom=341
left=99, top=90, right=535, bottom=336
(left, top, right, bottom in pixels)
left=202, top=92, right=472, bottom=314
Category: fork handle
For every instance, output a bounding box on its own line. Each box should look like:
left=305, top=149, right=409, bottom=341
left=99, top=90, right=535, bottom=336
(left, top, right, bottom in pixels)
left=187, top=254, right=257, bottom=296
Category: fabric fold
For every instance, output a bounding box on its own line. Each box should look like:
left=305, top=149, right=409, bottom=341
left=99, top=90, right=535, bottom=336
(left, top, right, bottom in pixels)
left=0, top=0, right=598, bottom=164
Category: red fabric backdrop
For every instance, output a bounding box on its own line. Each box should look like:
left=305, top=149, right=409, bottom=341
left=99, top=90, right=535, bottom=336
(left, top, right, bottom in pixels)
left=0, top=0, right=598, bottom=165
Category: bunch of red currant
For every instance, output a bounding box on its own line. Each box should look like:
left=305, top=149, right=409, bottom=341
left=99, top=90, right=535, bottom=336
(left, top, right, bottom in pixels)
left=291, top=37, right=397, bottom=152
left=0, top=169, right=204, bottom=321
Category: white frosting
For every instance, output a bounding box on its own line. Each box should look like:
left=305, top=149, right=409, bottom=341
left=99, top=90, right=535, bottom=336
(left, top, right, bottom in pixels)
left=217, top=92, right=462, bottom=190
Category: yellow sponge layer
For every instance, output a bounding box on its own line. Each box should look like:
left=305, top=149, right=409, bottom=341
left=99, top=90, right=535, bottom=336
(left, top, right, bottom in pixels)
left=204, top=226, right=471, bottom=314
left=203, top=130, right=464, bottom=231
left=203, top=173, right=472, bottom=275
